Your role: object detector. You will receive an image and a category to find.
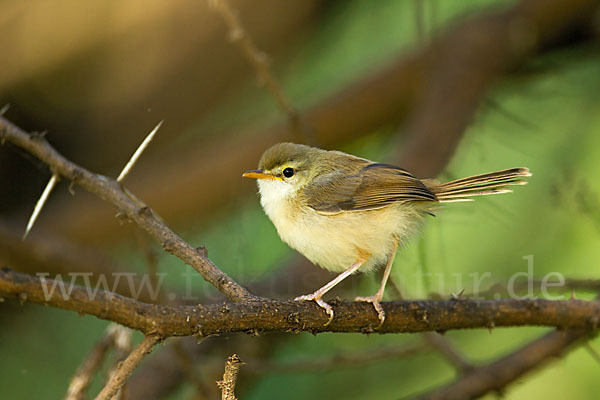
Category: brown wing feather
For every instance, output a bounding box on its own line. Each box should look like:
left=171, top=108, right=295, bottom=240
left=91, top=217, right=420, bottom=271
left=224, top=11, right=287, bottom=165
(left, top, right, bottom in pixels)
left=304, top=163, right=437, bottom=215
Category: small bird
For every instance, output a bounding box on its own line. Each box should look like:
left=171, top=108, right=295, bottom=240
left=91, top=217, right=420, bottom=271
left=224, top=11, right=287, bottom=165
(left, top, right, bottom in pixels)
left=243, top=143, right=530, bottom=326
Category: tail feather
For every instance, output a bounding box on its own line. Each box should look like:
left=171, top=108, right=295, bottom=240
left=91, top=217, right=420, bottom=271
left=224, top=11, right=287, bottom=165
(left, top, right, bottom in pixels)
left=429, top=168, right=531, bottom=203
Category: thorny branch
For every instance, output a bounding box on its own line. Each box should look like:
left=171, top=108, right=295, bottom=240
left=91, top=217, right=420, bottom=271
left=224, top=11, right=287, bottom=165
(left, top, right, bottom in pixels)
left=0, top=116, right=259, bottom=304
left=1, top=268, right=599, bottom=336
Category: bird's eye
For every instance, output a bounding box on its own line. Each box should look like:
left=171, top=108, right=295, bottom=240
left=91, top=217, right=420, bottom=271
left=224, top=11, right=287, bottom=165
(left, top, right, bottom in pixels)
left=282, top=167, right=295, bottom=178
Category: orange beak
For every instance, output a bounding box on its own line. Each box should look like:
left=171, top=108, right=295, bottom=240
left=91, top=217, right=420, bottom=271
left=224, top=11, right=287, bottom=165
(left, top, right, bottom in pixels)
left=242, top=169, right=281, bottom=180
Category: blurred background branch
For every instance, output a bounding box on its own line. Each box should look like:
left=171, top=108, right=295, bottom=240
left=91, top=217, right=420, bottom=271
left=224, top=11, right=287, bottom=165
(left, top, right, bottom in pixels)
left=410, top=329, right=596, bottom=400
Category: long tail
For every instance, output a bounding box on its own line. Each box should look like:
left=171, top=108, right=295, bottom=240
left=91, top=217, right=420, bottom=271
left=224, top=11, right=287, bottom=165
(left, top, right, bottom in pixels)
left=427, top=168, right=531, bottom=203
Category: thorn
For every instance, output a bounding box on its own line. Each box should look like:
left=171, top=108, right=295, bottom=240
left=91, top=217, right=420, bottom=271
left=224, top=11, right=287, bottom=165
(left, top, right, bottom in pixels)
left=569, top=291, right=576, bottom=301
left=219, top=303, right=230, bottom=313
left=286, top=312, right=301, bottom=325
left=450, top=288, right=465, bottom=300
left=584, top=343, right=600, bottom=365
left=23, top=173, right=59, bottom=240
left=30, top=130, right=47, bottom=140
left=117, top=120, right=163, bottom=183
left=196, top=245, right=208, bottom=258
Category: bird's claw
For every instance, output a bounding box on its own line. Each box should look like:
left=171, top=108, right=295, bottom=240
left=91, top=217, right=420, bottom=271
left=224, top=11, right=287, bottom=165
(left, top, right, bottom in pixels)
left=294, top=293, right=334, bottom=326
left=355, top=295, right=386, bottom=328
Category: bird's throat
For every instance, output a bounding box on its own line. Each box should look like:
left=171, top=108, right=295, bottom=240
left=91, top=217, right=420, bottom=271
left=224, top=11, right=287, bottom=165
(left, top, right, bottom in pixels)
left=257, top=179, right=297, bottom=224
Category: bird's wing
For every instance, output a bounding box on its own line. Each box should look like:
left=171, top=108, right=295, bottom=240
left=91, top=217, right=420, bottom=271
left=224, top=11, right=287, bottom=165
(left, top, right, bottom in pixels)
left=303, top=163, right=437, bottom=215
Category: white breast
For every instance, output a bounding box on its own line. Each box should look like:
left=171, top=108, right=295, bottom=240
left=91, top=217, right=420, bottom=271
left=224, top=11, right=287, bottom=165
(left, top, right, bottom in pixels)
left=257, top=179, right=423, bottom=273
left=257, top=179, right=296, bottom=222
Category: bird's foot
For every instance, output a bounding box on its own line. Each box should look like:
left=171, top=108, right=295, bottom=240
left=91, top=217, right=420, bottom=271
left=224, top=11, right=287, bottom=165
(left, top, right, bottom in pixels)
left=355, top=295, right=385, bottom=328
left=294, top=293, right=334, bottom=326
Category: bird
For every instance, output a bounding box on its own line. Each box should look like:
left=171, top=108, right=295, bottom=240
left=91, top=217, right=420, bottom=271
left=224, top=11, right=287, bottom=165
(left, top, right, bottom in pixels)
left=243, top=142, right=530, bottom=326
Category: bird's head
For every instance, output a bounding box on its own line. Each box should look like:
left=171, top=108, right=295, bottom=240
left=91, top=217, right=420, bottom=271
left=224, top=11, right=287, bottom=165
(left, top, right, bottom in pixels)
left=242, top=143, right=324, bottom=199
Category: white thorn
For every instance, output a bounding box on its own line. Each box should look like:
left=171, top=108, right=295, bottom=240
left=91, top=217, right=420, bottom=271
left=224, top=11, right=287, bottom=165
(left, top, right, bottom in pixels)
left=23, top=173, right=59, bottom=240
left=117, top=120, right=163, bottom=183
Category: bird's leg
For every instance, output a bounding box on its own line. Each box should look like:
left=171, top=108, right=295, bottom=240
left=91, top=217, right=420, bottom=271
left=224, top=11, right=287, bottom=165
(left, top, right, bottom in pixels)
left=295, top=258, right=366, bottom=325
left=355, top=242, right=399, bottom=328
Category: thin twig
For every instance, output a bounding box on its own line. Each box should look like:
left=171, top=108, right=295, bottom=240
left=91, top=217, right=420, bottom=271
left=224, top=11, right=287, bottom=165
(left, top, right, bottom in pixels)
left=0, top=116, right=259, bottom=303
left=422, top=333, right=473, bottom=373
left=65, top=324, right=121, bottom=400
left=94, top=335, right=162, bottom=400
left=474, top=278, right=600, bottom=299
left=390, top=258, right=473, bottom=373
left=134, top=229, right=164, bottom=303
left=208, top=0, right=307, bottom=141
left=216, top=354, right=244, bottom=400
left=23, top=173, right=59, bottom=240
left=248, top=343, right=427, bottom=375
left=117, top=120, right=162, bottom=183
left=414, top=0, right=426, bottom=44
left=106, top=326, right=133, bottom=400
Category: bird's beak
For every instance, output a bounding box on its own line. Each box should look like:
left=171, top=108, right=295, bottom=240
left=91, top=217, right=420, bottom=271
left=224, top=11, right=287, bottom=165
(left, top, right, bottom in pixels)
left=242, top=169, right=281, bottom=180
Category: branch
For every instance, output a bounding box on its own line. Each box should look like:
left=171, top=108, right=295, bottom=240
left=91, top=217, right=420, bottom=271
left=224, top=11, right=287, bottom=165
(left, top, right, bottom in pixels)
left=397, top=0, right=598, bottom=176
left=66, top=324, right=123, bottom=400
left=1, top=268, right=599, bottom=336
left=0, top=223, right=159, bottom=302
left=105, top=326, right=133, bottom=400
left=0, top=116, right=258, bottom=303
left=422, top=332, right=473, bottom=373
left=94, top=335, right=162, bottom=400
left=409, top=329, right=595, bottom=400
left=125, top=262, right=600, bottom=398
left=171, top=338, right=216, bottom=398
left=216, top=354, right=244, bottom=400
left=248, top=342, right=427, bottom=375
left=209, top=0, right=303, bottom=138
left=125, top=258, right=345, bottom=399
left=127, top=336, right=223, bottom=400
